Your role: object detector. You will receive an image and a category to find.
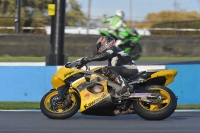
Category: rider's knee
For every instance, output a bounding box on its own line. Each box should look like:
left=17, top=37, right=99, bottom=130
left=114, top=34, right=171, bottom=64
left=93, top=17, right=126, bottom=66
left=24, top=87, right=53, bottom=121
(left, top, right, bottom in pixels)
left=102, top=67, right=119, bottom=80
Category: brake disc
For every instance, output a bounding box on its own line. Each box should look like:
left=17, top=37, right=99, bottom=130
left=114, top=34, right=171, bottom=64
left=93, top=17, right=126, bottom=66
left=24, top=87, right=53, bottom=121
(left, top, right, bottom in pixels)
left=147, top=93, right=162, bottom=103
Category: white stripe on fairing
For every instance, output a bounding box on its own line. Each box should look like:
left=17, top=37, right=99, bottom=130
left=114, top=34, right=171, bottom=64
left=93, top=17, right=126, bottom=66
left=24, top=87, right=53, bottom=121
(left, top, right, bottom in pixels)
left=71, top=77, right=86, bottom=86
left=70, top=73, right=100, bottom=87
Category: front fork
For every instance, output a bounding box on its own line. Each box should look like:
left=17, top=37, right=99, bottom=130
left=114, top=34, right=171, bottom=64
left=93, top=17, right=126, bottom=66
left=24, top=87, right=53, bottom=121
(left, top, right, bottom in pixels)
left=55, top=85, right=74, bottom=106
left=57, top=85, right=69, bottom=100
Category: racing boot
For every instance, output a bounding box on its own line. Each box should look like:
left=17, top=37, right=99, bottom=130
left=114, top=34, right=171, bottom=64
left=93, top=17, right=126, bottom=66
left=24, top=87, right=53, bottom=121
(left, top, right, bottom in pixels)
left=113, top=75, right=132, bottom=98
left=101, top=67, right=133, bottom=98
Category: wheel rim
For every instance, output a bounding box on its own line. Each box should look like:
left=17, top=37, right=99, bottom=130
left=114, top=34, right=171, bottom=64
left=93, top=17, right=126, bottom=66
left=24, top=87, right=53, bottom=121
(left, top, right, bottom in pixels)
left=139, top=88, right=171, bottom=111
left=43, top=91, right=77, bottom=113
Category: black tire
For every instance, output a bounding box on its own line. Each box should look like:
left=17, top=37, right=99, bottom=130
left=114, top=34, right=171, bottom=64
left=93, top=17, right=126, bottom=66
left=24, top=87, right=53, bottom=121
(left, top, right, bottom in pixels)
left=130, top=43, right=142, bottom=60
left=40, top=90, right=80, bottom=119
left=133, top=85, right=177, bottom=120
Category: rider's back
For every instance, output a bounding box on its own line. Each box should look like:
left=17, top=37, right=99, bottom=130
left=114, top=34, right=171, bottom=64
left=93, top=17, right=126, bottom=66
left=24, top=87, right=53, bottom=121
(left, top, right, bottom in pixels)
left=102, top=16, right=124, bottom=31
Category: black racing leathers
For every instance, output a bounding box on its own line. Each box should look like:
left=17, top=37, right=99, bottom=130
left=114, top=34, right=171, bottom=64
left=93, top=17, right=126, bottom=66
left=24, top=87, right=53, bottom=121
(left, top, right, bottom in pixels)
left=88, top=46, right=138, bottom=78
left=89, top=46, right=134, bottom=66
left=87, top=46, right=138, bottom=96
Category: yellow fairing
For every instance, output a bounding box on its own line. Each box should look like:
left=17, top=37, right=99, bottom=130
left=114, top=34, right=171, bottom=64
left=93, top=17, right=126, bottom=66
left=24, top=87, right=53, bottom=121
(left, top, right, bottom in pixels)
left=70, top=75, right=109, bottom=112
left=89, top=67, right=103, bottom=72
left=51, top=66, right=85, bottom=89
left=71, top=77, right=86, bottom=89
left=71, top=74, right=107, bottom=89
left=77, top=79, right=110, bottom=112
left=150, top=69, right=178, bottom=86
left=79, top=91, right=110, bottom=112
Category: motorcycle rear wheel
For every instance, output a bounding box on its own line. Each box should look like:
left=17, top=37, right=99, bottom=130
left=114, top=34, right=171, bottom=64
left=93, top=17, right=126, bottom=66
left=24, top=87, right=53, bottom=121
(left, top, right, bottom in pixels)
left=133, top=85, right=177, bottom=120
left=40, top=89, right=80, bottom=119
left=130, top=43, right=142, bottom=60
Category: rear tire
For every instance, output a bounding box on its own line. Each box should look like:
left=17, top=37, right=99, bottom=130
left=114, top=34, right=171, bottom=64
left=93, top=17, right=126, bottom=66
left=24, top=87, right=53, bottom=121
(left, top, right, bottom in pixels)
left=130, top=43, right=142, bottom=60
left=133, top=85, right=177, bottom=120
left=40, top=90, right=80, bottom=119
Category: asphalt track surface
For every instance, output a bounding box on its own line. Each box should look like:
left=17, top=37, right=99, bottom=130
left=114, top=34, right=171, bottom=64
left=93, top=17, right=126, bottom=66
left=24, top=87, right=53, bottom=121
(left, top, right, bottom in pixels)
left=1, top=60, right=200, bottom=133
left=0, top=111, right=200, bottom=133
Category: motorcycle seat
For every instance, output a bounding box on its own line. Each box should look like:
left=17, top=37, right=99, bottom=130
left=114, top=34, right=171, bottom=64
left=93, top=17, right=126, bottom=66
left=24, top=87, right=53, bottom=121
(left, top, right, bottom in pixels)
left=126, top=71, right=150, bottom=84
left=126, top=71, right=146, bottom=80
left=134, top=71, right=146, bottom=77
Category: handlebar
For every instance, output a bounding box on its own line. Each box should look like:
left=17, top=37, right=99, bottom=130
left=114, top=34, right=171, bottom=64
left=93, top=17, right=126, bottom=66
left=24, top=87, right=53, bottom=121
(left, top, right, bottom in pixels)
left=65, top=58, right=90, bottom=71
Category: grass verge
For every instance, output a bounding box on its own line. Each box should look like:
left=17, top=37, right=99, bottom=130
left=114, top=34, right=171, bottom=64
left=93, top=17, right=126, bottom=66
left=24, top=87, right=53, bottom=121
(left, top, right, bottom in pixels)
left=0, top=102, right=200, bottom=110
left=0, top=56, right=80, bottom=62
left=0, top=102, right=40, bottom=110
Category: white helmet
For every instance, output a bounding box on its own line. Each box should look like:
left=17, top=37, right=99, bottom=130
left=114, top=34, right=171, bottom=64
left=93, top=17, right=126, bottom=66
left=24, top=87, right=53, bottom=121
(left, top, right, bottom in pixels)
left=115, top=10, right=124, bottom=19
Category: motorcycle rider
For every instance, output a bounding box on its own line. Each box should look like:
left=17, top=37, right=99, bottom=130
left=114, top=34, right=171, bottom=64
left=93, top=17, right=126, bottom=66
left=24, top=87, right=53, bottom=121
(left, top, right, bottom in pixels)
left=101, top=10, right=138, bottom=46
left=80, top=36, right=139, bottom=98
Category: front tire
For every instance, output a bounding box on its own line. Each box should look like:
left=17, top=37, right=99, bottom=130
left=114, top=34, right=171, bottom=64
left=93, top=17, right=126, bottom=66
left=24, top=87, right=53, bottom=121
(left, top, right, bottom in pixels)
left=40, top=90, right=80, bottom=119
left=133, top=85, right=177, bottom=120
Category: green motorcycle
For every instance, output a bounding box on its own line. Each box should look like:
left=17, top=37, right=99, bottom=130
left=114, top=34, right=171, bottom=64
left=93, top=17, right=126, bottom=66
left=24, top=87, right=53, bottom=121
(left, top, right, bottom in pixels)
left=99, top=29, right=142, bottom=60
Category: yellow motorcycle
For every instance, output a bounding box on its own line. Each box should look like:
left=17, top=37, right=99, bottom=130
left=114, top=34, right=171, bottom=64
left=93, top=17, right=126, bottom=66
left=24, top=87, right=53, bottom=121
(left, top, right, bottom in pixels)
left=40, top=58, right=178, bottom=120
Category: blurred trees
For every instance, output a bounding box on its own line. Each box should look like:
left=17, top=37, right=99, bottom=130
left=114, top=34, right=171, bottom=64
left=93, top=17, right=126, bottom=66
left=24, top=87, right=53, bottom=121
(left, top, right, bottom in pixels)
left=135, top=11, right=200, bottom=35
left=1, top=0, right=200, bottom=35
left=0, top=0, right=85, bottom=33
left=66, top=0, right=85, bottom=26
left=0, top=0, right=52, bottom=33
left=21, top=0, right=52, bottom=33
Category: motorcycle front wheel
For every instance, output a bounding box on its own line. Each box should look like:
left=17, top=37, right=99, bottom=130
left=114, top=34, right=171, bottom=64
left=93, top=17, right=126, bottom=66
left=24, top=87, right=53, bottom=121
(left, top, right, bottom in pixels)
left=40, top=89, right=80, bottom=119
left=133, top=85, right=177, bottom=120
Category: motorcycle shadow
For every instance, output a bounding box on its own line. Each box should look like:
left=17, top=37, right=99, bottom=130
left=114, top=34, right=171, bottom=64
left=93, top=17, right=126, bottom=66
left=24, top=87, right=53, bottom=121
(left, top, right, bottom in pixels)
left=69, top=113, right=189, bottom=121
left=167, top=115, right=190, bottom=120
left=70, top=113, right=142, bottom=120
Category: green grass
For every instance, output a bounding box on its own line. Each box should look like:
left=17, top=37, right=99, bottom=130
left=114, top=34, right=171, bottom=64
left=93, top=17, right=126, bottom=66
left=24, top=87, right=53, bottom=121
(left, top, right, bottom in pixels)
left=0, top=56, right=200, bottom=62
left=0, top=102, right=40, bottom=110
left=176, top=104, right=200, bottom=110
left=0, top=55, right=80, bottom=62
left=0, top=102, right=199, bottom=110
left=0, top=56, right=45, bottom=62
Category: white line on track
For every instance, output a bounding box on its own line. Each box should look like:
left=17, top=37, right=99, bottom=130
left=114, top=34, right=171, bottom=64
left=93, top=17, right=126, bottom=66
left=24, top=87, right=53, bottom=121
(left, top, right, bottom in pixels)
left=175, top=110, right=200, bottom=112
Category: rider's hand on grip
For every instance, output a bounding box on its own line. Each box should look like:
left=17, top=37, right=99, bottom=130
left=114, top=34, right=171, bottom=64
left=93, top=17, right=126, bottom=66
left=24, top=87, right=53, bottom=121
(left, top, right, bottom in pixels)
left=80, top=57, right=91, bottom=65
left=76, top=57, right=90, bottom=69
